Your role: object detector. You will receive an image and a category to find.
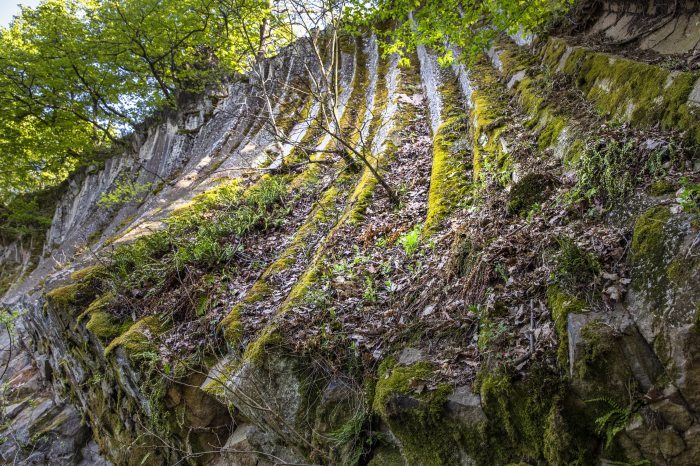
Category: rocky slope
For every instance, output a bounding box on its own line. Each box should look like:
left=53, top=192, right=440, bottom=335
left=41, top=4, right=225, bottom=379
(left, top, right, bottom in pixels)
left=1, top=4, right=700, bottom=465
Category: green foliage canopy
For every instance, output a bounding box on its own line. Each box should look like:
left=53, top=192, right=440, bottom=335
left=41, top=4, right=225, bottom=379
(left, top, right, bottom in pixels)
left=0, top=0, right=273, bottom=199
left=347, top=0, right=574, bottom=64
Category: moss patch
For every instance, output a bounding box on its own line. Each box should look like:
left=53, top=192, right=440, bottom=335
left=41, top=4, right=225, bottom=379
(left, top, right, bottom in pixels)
left=45, top=282, right=95, bottom=314
left=574, top=320, right=616, bottom=381
left=507, top=173, right=555, bottom=215
left=424, top=75, right=472, bottom=234
left=478, top=365, right=579, bottom=464
left=105, top=315, right=170, bottom=357
left=70, top=264, right=106, bottom=282
left=649, top=179, right=676, bottom=196
left=367, top=446, right=404, bottom=466
left=542, top=37, right=700, bottom=144
left=372, top=358, right=458, bottom=465
left=468, top=60, right=512, bottom=186
left=547, top=286, right=587, bottom=367
left=86, top=311, right=131, bottom=340
left=630, top=205, right=684, bottom=308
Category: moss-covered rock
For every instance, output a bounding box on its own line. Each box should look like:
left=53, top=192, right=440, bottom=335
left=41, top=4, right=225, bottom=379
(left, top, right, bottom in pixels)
left=541, top=37, right=700, bottom=144
left=45, top=283, right=85, bottom=311
left=507, top=173, right=556, bottom=214
left=367, top=446, right=405, bottom=466
left=45, top=273, right=102, bottom=315
left=69, top=264, right=106, bottom=282
left=104, top=315, right=169, bottom=357
left=372, top=358, right=468, bottom=465
left=630, top=205, right=679, bottom=306
left=85, top=311, right=130, bottom=340
left=547, top=286, right=588, bottom=368
left=473, top=361, right=602, bottom=465
left=424, top=77, right=472, bottom=234
left=648, top=179, right=676, bottom=196
left=468, top=60, right=511, bottom=184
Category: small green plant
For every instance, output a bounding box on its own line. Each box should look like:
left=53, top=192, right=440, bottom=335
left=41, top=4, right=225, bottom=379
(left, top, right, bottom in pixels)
left=526, top=203, right=542, bottom=222
left=554, top=237, right=600, bottom=292
left=98, top=178, right=152, bottom=208
left=363, top=275, right=377, bottom=304
left=586, top=396, right=640, bottom=449
left=678, top=177, right=700, bottom=225
left=380, top=259, right=393, bottom=275
left=570, top=140, right=635, bottom=206
left=407, top=259, right=423, bottom=276
left=477, top=320, right=508, bottom=351
left=332, top=259, right=353, bottom=278
left=398, top=225, right=421, bottom=258
left=87, top=373, right=104, bottom=385
left=351, top=246, right=371, bottom=266
left=567, top=139, right=682, bottom=209
left=329, top=408, right=369, bottom=465
left=494, top=262, right=508, bottom=283
left=305, top=288, right=331, bottom=309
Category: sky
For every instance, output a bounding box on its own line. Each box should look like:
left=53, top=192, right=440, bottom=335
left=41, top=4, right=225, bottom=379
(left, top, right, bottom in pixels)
left=0, top=0, right=41, bottom=27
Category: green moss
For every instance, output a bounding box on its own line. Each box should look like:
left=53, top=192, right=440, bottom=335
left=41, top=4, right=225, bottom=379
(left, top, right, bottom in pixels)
left=424, top=77, right=472, bottom=234
left=542, top=402, right=578, bottom=465
left=46, top=283, right=80, bottom=306
left=86, top=311, right=131, bottom=340
left=348, top=170, right=379, bottom=224
left=648, top=179, right=676, bottom=196
left=631, top=205, right=672, bottom=263
left=372, top=358, right=459, bottom=465
left=630, top=205, right=681, bottom=306
left=498, top=44, right=538, bottom=77
left=537, top=116, right=568, bottom=150
left=467, top=59, right=512, bottom=186
left=77, top=292, right=114, bottom=322
left=540, top=37, right=569, bottom=70
left=513, top=76, right=547, bottom=121
left=242, top=327, right=282, bottom=364
left=544, top=37, right=700, bottom=143
left=547, top=286, right=587, bottom=367
left=373, top=359, right=432, bottom=414
left=565, top=138, right=586, bottom=165
left=104, top=315, right=169, bottom=356
left=574, top=320, right=616, bottom=380
left=667, top=255, right=700, bottom=288
left=220, top=305, right=244, bottom=346
left=46, top=283, right=89, bottom=313
left=367, top=446, right=404, bottom=466
left=507, top=173, right=554, bottom=214
left=70, top=264, right=106, bottom=282
left=478, top=365, right=571, bottom=463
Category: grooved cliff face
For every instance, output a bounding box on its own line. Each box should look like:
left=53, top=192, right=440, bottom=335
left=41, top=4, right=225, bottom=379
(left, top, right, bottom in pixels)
left=1, top=17, right=700, bottom=466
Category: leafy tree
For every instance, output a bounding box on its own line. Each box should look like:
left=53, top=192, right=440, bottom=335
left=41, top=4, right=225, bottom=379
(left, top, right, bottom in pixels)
left=0, top=0, right=273, bottom=199
left=348, top=0, right=574, bottom=64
